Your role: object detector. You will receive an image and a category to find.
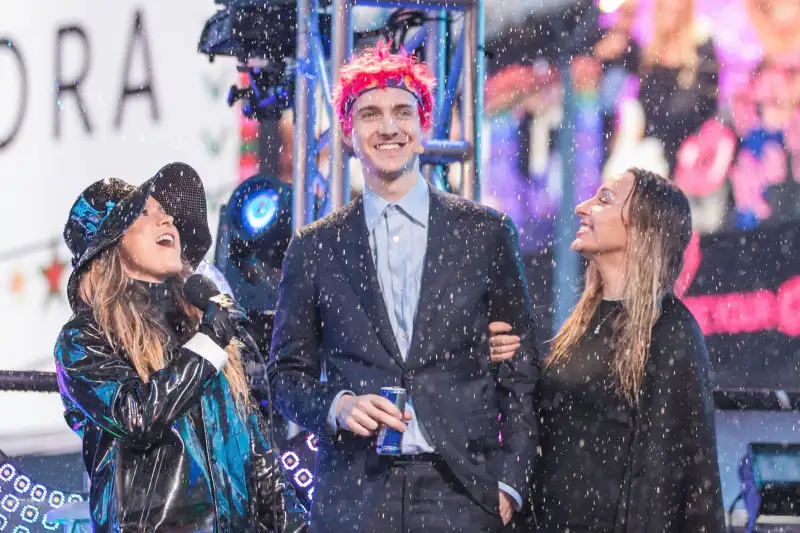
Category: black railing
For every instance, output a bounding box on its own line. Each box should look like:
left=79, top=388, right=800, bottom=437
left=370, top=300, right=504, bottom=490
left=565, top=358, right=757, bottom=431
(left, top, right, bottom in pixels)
left=0, top=370, right=59, bottom=392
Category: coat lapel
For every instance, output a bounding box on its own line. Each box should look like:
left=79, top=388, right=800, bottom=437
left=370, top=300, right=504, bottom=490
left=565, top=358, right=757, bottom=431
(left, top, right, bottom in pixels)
left=408, top=188, right=462, bottom=363
left=328, top=197, right=405, bottom=368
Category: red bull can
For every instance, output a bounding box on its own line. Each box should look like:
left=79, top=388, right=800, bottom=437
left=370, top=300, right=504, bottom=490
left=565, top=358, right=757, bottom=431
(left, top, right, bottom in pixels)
left=376, top=386, right=407, bottom=455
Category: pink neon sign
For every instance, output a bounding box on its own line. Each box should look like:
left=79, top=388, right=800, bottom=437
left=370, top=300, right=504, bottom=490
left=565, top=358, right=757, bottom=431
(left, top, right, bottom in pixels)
left=676, top=232, right=800, bottom=337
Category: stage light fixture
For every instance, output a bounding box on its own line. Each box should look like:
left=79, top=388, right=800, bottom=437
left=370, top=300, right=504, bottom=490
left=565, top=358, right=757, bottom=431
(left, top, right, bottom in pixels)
left=241, top=189, right=280, bottom=238
left=198, top=0, right=332, bottom=121
left=227, top=176, right=288, bottom=242
left=0, top=453, right=85, bottom=533
left=213, top=173, right=292, bottom=360
left=293, top=469, right=313, bottom=489
left=730, top=442, right=800, bottom=533
left=278, top=431, right=318, bottom=507
left=281, top=451, right=300, bottom=472
left=217, top=174, right=292, bottom=285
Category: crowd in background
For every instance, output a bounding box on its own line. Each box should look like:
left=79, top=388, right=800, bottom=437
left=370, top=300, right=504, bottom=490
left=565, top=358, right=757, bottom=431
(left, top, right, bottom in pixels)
left=481, top=0, right=800, bottom=252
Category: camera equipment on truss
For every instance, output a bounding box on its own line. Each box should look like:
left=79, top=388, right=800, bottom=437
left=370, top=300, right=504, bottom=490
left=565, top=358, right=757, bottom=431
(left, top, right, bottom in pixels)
left=198, top=0, right=332, bottom=120
left=197, top=1, right=430, bottom=120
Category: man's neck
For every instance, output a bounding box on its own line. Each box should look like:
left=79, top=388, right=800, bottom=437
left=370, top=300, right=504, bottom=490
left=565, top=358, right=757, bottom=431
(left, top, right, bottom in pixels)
left=364, top=169, right=421, bottom=204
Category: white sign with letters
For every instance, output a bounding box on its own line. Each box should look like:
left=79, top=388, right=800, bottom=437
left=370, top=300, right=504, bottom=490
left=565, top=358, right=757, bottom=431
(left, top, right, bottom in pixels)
left=0, top=1, right=241, bottom=455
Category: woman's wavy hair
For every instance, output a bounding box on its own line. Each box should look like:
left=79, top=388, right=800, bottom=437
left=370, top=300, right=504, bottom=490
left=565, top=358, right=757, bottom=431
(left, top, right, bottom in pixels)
left=547, top=168, right=693, bottom=404
left=78, top=246, right=252, bottom=415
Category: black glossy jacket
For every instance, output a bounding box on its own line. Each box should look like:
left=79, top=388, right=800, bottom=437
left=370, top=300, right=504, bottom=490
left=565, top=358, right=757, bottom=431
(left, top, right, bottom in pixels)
left=54, top=296, right=308, bottom=533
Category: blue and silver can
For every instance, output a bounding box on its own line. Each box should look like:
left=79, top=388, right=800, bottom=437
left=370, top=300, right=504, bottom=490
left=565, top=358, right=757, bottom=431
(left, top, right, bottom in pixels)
left=376, top=386, right=408, bottom=455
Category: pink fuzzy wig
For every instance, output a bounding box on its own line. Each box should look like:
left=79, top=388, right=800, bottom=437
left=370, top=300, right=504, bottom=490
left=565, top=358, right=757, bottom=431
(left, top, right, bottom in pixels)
left=333, top=41, right=436, bottom=136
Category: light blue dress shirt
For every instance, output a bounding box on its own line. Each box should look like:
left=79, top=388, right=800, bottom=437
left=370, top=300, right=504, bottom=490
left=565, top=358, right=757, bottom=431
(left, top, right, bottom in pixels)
left=362, top=174, right=434, bottom=455
left=327, top=174, right=522, bottom=507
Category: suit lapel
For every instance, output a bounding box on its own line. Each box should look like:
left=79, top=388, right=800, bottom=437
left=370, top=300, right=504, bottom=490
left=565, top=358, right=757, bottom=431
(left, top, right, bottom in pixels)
left=408, top=188, right=462, bottom=363
left=329, top=197, right=405, bottom=368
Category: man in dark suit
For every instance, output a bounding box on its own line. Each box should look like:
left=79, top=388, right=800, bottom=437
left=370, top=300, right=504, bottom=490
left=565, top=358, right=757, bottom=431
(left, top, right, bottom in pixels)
left=268, top=43, right=539, bottom=533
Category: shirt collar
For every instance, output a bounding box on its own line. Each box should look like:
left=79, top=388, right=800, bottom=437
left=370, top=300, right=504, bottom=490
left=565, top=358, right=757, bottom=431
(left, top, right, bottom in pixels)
left=363, top=174, right=430, bottom=233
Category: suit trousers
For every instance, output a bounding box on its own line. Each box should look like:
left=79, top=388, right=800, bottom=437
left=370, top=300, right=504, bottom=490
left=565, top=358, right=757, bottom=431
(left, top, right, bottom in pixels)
left=365, top=455, right=504, bottom=533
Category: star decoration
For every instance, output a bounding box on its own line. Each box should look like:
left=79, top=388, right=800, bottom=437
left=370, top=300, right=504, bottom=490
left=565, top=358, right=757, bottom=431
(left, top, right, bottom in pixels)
left=10, top=271, right=24, bottom=294
left=201, top=71, right=228, bottom=101
left=42, top=255, right=67, bottom=298
left=201, top=128, right=228, bottom=157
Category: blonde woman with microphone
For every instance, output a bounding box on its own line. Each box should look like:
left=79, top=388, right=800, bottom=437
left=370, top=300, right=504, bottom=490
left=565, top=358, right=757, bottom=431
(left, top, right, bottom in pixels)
left=54, top=163, right=307, bottom=533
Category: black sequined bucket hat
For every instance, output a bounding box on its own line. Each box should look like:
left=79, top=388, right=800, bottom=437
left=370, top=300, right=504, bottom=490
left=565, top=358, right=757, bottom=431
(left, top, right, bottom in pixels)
left=63, top=162, right=212, bottom=311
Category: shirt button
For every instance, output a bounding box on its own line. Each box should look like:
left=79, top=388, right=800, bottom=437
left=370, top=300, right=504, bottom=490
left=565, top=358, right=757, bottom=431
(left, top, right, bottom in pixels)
left=393, top=235, right=400, bottom=243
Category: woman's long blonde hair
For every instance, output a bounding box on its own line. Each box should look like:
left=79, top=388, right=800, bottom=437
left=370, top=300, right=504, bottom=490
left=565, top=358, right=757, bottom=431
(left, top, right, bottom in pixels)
left=78, top=246, right=252, bottom=415
left=547, top=168, right=693, bottom=404
left=643, top=0, right=701, bottom=87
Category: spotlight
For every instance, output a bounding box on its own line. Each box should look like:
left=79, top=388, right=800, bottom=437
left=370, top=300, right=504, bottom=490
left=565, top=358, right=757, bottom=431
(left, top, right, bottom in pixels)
left=242, top=190, right=280, bottom=236
left=229, top=179, right=285, bottom=241
left=222, top=174, right=292, bottom=273
left=214, top=174, right=292, bottom=354
left=598, top=0, right=628, bottom=13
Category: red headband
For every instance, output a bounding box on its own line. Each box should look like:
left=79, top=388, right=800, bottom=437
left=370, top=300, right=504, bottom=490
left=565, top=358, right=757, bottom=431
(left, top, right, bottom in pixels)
left=333, top=41, right=436, bottom=136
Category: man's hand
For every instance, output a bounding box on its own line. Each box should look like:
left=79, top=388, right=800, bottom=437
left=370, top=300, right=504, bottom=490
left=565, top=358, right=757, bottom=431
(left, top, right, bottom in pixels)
left=499, top=490, right=515, bottom=525
left=489, top=322, right=521, bottom=364
left=335, top=394, right=412, bottom=437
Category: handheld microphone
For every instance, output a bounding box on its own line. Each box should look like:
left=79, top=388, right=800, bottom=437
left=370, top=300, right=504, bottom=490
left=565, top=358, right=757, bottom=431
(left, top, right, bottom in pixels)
left=183, top=274, right=262, bottom=360
left=183, top=273, right=223, bottom=312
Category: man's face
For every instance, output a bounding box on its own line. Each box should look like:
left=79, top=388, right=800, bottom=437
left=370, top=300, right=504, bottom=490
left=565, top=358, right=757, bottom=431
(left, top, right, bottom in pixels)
left=345, top=87, right=423, bottom=181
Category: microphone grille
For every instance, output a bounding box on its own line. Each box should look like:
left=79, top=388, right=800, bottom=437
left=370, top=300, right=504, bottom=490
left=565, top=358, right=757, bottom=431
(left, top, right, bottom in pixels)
left=183, top=274, right=220, bottom=312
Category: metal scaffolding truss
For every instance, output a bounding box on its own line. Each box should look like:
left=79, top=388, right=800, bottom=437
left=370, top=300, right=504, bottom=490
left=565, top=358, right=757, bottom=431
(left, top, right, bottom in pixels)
left=292, top=0, right=485, bottom=231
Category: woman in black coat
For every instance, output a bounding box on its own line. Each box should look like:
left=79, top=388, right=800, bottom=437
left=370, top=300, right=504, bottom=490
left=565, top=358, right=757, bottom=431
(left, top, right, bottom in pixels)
left=54, top=163, right=307, bottom=533
left=491, top=168, right=725, bottom=532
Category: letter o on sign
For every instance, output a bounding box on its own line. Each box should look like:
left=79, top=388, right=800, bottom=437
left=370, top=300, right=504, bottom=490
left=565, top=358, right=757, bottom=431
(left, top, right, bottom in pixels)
left=0, top=39, right=28, bottom=151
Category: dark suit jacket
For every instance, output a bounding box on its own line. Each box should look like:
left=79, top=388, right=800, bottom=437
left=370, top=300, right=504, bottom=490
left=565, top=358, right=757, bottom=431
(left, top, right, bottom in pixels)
left=268, top=185, right=539, bottom=532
